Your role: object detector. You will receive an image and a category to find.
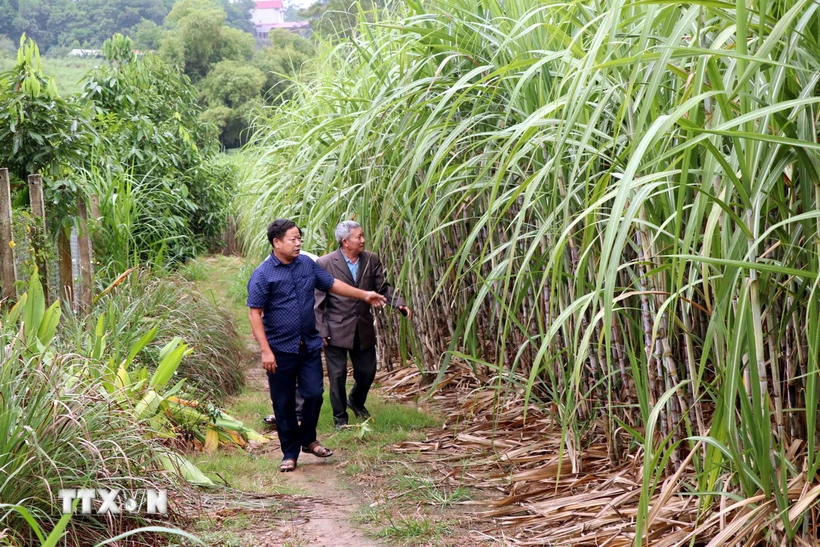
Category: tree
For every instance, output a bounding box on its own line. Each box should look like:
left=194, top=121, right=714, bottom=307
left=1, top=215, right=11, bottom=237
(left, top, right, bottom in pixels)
left=0, top=36, right=93, bottom=185
left=199, top=61, right=265, bottom=109
left=159, top=0, right=255, bottom=82
left=132, top=20, right=164, bottom=50
left=198, top=61, right=265, bottom=148
left=82, top=33, right=231, bottom=261
left=49, top=0, right=169, bottom=48
left=252, top=30, right=315, bottom=102
left=215, top=0, right=255, bottom=34
left=299, top=0, right=383, bottom=41
left=0, top=0, right=176, bottom=51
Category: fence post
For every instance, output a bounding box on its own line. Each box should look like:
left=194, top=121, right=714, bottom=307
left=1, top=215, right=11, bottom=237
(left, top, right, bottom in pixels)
left=76, top=195, right=93, bottom=315
left=58, top=228, right=74, bottom=308
left=27, top=174, right=50, bottom=304
left=0, top=168, right=17, bottom=304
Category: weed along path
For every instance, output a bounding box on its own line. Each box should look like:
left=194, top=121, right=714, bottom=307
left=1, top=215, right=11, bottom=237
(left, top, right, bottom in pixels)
left=182, top=256, right=480, bottom=547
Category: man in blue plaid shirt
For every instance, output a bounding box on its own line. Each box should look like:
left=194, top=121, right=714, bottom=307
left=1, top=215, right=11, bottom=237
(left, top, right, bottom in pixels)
left=247, top=218, right=386, bottom=472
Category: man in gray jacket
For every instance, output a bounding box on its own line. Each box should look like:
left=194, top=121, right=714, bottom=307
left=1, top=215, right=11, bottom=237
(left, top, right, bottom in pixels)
left=314, top=220, right=411, bottom=429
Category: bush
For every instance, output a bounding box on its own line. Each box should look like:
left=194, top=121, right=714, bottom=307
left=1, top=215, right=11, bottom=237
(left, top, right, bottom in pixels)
left=0, top=275, right=178, bottom=545
left=64, top=270, right=247, bottom=401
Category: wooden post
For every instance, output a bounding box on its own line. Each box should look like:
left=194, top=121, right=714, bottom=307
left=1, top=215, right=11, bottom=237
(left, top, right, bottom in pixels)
left=58, top=228, right=74, bottom=308
left=89, top=194, right=101, bottom=220
left=0, top=168, right=17, bottom=304
left=27, top=174, right=50, bottom=304
left=76, top=195, right=93, bottom=315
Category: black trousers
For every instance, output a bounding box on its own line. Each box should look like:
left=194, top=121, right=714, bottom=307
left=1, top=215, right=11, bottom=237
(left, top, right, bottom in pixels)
left=324, top=331, right=377, bottom=424
left=266, top=346, right=324, bottom=461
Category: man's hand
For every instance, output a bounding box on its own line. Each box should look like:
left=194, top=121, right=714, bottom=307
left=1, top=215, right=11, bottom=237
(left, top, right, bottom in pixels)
left=323, top=337, right=330, bottom=347
left=261, top=349, right=277, bottom=373
left=364, top=291, right=387, bottom=307
left=399, top=306, right=412, bottom=320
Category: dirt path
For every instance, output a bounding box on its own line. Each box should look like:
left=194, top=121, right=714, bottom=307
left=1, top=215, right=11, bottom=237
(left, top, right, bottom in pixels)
left=244, top=364, right=383, bottom=547
left=271, top=462, right=382, bottom=546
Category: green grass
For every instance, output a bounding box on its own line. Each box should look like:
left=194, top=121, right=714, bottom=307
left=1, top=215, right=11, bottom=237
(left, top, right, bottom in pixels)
left=317, top=391, right=438, bottom=475
left=0, top=55, right=102, bottom=96
left=393, top=471, right=472, bottom=507
left=190, top=450, right=305, bottom=495
left=189, top=386, right=437, bottom=493
left=190, top=255, right=251, bottom=328
left=178, top=258, right=209, bottom=282
left=355, top=507, right=454, bottom=544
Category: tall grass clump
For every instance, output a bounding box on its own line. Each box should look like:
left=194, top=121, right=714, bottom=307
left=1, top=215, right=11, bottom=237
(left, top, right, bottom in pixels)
left=238, top=0, right=820, bottom=543
left=0, top=275, right=178, bottom=546
left=62, top=270, right=246, bottom=400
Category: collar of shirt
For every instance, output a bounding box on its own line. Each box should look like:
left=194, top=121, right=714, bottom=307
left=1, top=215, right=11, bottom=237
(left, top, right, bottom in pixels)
left=343, top=251, right=359, bottom=281
left=269, top=252, right=291, bottom=267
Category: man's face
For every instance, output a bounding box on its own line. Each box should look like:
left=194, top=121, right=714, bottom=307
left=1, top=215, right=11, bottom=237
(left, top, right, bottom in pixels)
left=274, top=226, right=302, bottom=261
left=343, top=227, right=365, bottom=256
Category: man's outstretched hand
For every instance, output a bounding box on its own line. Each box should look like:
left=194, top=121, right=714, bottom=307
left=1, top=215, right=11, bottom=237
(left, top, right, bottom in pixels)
left=365, top=291, right=387, bottom=307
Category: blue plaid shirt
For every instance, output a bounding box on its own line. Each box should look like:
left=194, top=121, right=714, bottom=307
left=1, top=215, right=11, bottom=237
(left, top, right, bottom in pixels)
left=247, top=253, right=335, bottom=353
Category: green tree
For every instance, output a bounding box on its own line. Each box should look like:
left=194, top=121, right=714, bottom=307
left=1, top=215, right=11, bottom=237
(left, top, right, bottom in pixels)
left=199, top=60, right=266, bottom=148
left=299, top=0, right=383, bottom=40
left=11, top=0, right=59, bottom=51
left=0, top=36, right=93, bottom=186
left=200, top=99, right=261, bottom=149
left=82, top=34, right=230, bottom=259
left=215, top=0, right=255, bottom=34
left=48, top=0, right=169, bottom=48
left=252, top=29, right=314, bottom=101
left=199, top=60, right=265, bottom=108
left=132, top=19, right=164, bottom=50
left=160, top=0, right=255, bottom=82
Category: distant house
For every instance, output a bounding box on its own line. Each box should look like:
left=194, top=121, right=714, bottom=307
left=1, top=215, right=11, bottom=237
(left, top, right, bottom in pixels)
left=251, top=0, right=309, bottom=39
left=68, top=49, right=102, bottom=57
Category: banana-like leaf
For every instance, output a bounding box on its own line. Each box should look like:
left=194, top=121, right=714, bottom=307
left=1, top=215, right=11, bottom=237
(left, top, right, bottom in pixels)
left=36, top=300, right=61, bottom=348
left=204, top=428, right=219, bottom=453
left=134, top=389, right=161, bottom=420
left=122, top=325, right=159, bottom=370
left=6, top=293, right=28, bottom=326
left=158, top=451, right=214, bottom=486
left=22, top=269, right=45, bottom=342
left=150, top=338, right=187, bottom=389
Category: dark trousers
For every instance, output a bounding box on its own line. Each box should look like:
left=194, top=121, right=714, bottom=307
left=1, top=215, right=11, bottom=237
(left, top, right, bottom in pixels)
left=324, top=331, right=377, bottom=424
left=267, top=346, right=323, bottom=461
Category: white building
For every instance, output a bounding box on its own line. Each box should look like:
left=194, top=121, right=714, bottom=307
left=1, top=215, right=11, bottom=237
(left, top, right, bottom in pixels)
left=251, top=0, right=308, bottom=38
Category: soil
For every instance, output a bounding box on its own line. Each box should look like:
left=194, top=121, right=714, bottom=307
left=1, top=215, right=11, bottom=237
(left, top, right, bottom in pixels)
left=244, top=363, right=383, bottom=546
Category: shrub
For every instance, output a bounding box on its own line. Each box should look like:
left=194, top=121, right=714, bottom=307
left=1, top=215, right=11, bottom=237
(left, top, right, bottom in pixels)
left=64, top=270, right=246, bottom=401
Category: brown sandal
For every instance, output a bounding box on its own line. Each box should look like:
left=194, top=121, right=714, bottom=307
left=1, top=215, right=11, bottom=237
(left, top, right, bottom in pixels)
left=302, top=441, right=333, bottom=458
left=279, top=459, right=297, bottom=472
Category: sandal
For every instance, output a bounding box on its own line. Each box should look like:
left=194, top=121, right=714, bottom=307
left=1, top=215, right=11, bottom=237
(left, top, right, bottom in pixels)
left=262, top=414, right=276, bottom=426
left=279, top=459, right=297, bottom=472
left=302, top=441, right=333, bottom=458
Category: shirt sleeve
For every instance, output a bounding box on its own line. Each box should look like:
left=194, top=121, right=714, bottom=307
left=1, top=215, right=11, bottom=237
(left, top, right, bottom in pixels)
left=246, top=268, right=268, bottom=308
left=312, top=260, right=335, bottom=292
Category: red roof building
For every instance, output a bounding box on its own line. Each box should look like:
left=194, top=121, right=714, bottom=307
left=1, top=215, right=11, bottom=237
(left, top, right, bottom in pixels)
left=254, top=0, right=283, bottom=9
left=252, top=0, right=308, bottom=38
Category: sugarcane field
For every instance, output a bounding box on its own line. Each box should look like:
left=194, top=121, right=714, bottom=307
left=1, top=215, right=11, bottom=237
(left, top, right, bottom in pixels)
left=1, top=0, right=819, bottom=546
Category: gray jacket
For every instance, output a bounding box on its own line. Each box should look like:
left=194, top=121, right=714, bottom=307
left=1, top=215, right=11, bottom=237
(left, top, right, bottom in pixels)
left=314, top=249, right=406, bottom=349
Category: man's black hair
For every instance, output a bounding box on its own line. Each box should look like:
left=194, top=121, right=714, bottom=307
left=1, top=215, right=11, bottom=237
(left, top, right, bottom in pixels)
left=267, top=219, right=301, bottom=246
